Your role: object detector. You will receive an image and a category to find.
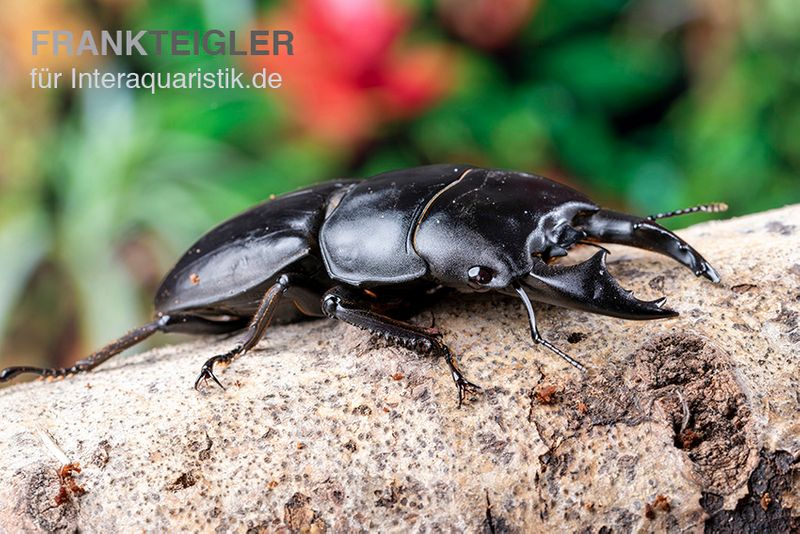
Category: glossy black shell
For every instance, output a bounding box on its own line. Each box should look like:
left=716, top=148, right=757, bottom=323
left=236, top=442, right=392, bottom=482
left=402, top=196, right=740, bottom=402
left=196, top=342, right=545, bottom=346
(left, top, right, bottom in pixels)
left=154, top=181, right=355, bottom=316
left=0, top=163, right=720, bottom=388
left=318, top=164, right=472, bottom=285
left=155, top=164, right=599, bottom=316
left=412, top=168, right=597, bottom=289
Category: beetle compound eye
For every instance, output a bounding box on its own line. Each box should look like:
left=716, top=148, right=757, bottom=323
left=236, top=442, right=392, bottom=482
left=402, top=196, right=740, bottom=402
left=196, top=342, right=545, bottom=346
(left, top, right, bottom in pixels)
left=468, top=266, right=495, bottom=286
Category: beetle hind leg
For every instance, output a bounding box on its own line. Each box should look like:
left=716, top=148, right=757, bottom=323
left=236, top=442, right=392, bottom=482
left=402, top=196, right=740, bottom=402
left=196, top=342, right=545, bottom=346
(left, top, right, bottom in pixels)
left=0, top=319, right=168, bottom=383
left=322, top=286, right=481, bottom=407
left=0, top=314, right=252, bottom=385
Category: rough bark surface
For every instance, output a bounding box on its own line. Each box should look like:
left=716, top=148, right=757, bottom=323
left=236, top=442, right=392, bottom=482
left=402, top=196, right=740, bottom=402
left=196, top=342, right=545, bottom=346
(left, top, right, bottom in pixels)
left=1, top=206, right=799, bottom=533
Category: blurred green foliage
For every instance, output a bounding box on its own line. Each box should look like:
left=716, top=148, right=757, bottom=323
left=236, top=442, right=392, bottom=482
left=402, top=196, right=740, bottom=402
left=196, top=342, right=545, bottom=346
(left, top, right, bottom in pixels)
left=0, top=0, right=798, bottom=371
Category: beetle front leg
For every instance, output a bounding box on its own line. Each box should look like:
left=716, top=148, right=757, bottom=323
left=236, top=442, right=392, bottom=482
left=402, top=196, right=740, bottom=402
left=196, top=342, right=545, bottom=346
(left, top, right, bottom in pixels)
left=513, top=284, right=587, bottom=372
left=321, top=286, right=481, bottom=407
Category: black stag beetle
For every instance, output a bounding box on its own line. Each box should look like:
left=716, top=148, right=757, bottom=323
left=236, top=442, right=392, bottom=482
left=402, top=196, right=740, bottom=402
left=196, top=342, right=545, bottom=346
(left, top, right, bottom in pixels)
left=0, top=165, right=727, bottom=405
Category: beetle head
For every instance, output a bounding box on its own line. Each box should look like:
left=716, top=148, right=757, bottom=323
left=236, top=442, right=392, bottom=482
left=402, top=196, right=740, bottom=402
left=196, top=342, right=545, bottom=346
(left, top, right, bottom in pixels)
left=413, top=167, right=721, bottom=320
left=413, top=168, right=597, bottom=291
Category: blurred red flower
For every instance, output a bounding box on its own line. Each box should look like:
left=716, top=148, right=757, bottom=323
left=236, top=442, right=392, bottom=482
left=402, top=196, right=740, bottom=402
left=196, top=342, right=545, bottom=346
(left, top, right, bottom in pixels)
left=249, top=0, right=458, bottom=148
left=437, top=0, right=538, bottom=50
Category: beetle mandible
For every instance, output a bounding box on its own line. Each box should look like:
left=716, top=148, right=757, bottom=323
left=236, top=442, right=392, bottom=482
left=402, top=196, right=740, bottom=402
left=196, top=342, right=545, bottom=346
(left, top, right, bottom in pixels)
left=0, top=165, right=727, bottom=405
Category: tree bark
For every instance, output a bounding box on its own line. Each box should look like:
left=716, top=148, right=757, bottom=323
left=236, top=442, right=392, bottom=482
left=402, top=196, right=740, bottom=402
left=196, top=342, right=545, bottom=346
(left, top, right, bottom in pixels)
left=1, top=206, right=798, bottom=533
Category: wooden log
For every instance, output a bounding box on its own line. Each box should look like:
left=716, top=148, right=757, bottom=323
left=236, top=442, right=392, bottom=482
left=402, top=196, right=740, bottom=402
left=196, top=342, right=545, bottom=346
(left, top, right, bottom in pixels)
left=1, top=206, right=798, bottom=532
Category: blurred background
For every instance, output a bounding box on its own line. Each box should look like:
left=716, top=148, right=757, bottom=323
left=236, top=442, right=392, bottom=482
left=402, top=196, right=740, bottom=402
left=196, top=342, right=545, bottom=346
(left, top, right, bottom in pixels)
left=1, top=0, right=798, bottom=375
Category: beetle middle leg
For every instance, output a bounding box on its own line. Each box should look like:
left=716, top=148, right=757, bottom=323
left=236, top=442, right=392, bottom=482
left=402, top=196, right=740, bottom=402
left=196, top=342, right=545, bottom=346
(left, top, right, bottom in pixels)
left=193, top=274, right=323, bottom=390
left=321, top=286, right=480, bottom=407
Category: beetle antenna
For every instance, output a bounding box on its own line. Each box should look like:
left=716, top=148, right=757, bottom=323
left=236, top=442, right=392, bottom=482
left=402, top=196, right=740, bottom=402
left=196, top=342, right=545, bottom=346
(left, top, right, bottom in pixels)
left=646, top=203, right=728, bottom=222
